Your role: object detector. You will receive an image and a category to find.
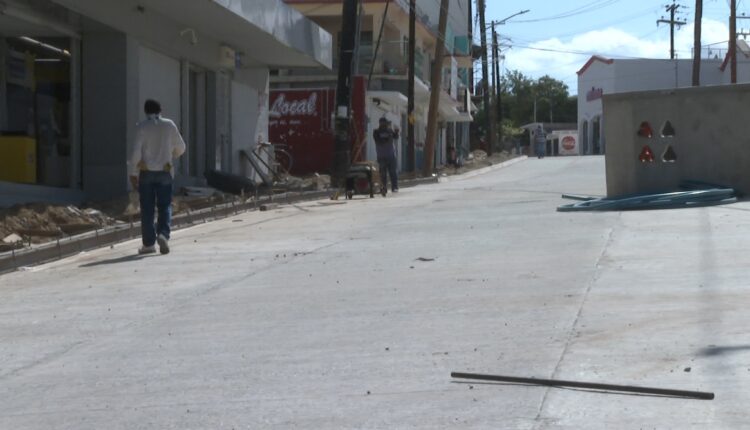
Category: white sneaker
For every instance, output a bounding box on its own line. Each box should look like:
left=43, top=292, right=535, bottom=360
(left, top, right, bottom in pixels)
left=156, top=234, right=169, bottom=254
left=157, top=234, right=170, bottom=255
left=138, top=245, right=156, bottom=255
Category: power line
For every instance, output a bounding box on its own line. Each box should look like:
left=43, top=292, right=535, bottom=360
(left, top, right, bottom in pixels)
left=512, top=0, right=623, bottom=23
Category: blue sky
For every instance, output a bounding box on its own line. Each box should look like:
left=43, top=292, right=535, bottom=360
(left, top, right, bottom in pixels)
left=483, top=0, right=743, bottom=94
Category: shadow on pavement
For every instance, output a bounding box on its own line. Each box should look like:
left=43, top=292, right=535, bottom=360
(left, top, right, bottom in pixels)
left=79, top=254, right=156, bottom=268
left=697, top=345, right=750, bottom=357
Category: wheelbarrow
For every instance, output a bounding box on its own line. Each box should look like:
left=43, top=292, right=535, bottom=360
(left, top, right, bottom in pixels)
left=345, top=162, right=378, bottom=199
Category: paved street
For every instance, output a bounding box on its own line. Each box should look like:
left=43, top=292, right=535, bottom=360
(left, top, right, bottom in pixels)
left=1, top=156, right=749, bottom=429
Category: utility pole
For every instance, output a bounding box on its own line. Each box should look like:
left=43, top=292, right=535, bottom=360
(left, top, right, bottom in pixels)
left=332, top=0, right=360, bottom=188
left=692, top=0, right=702, bottom=86
left=477, top=0, right=494, bottom=156
left=657, top=3, right=686, bottom=59
left=492, top=22, right=502, bottom=147
left=468, top=0, right=473, bottom=95
left=407, top=0, right=416, bottom=172
left=730, top=0, right=737, bottom=83
left=422, top=0, right=449, bottom=176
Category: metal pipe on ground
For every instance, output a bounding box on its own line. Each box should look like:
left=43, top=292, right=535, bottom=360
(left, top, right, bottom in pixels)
left=451, top=372, right=714, bottom=400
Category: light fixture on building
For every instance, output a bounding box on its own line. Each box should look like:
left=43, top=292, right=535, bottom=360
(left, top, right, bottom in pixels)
left=17, top=36, right=71, bottom=57
left=180, top=28, right=198, bottom=46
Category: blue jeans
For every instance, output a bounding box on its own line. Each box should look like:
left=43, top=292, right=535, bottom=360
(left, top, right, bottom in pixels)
left=535, top=142, right=545, bottom=158
left=139, top=171, right=173, bottom=247
left=378, top=156, right=398, bottom=191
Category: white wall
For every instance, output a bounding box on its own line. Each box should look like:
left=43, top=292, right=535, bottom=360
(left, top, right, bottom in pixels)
left=231, top=68, right=269, bottom=177
left=138, top=46, right=181, bottom=124
left=578, top=60, right=615, bottom=155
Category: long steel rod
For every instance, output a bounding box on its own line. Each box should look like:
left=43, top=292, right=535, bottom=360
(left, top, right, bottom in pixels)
left=451, top=372, right=714, bottom=400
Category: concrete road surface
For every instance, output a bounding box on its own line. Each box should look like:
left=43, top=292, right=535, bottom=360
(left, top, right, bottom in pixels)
left=1, top=156, right=749, bottom=429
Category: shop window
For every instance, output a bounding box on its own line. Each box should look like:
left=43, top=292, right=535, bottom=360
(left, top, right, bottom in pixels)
left=592, top=116, right=601, bottom=154
left=1, top=36, right=73, bottom=187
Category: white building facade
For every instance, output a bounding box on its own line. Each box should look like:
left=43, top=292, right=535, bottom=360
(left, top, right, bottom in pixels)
left=575, top=54, right=749, bottom=155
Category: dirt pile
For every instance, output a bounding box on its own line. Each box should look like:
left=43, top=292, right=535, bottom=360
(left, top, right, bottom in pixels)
left=1, top=204, right=119, bottom=248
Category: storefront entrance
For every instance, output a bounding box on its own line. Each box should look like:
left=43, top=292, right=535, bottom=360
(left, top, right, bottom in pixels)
left=1, top=8, right=78, bottom=190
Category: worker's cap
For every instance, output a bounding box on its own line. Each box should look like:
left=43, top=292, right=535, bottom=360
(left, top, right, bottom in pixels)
left=379, top=117, right=388, bottom=123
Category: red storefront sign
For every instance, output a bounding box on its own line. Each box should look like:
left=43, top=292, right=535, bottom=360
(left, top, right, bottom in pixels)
left=269, top=77, right=367, bottom=176
left=269, top=88, right=335, bottom=176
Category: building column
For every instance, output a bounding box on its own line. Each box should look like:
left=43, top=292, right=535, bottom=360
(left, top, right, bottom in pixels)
left=81, top=30, right=139, bottom=201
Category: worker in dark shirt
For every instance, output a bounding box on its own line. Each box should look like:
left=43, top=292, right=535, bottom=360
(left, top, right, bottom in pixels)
left=373, top=117, right=400, bottom=194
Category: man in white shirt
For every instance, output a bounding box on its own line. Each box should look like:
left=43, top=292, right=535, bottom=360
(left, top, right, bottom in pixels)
left=129, top=99, right=186, bottom=255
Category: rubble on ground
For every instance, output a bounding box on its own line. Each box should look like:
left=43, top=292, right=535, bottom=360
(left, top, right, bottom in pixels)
left=0, top=204, right=121, bottom=247
left=280, top=173, right=331, bottom=191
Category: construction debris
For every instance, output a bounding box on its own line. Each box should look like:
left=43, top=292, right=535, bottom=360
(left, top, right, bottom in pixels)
left=451, top=372, right=714, bottom=400
left=558, top=185, right=737, bottom=212
left=0, top=204, right=120, bottom=245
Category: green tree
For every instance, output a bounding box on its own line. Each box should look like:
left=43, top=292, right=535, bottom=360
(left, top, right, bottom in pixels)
left=533, top=75, right=570, bottom=123
left=472, top=71, right=577, bottom=149
left=496, top=71, right=576, bottom=126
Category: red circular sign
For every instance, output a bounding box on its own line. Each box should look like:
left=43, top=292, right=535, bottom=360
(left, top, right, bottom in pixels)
left=562, top=136, right=576, bottom=150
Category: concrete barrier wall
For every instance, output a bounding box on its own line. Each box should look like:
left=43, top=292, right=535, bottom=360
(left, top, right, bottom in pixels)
left=604, top=83, right=750, bottom=197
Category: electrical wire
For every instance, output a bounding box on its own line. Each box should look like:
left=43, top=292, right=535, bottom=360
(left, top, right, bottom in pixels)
left=512, top=0, right=623, bottom=23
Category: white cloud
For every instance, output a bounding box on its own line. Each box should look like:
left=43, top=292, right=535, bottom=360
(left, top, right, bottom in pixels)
left=501, top=19, right=729, bottom=94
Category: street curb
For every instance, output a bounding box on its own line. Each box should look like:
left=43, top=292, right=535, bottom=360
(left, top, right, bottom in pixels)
left=0, top=176, right=439, bottom=275
left=438, top=156, right=528, bottom=183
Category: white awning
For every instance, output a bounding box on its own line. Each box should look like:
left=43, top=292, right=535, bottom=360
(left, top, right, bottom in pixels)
left=438, top=90, right=472, bottom=122
left=368, top=91, right=408, bottom=107
left=50, top=0, right=333, bottom=69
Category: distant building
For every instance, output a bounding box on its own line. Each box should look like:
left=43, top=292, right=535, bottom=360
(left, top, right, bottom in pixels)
left=577, top=41, right=750, bottom=155
left=0, top=0, right=332, bottom=207
left=272, top=0, right=473, bottom=175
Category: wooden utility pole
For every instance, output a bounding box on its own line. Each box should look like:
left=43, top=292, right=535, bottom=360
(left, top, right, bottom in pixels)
left=492, top=22, right=502, bottom=146
left=468, top=0, right=473, bottom=94
left=692, top=0, right=702, bottom=86
left=730, top=0, right=737, bottom=83
left=332, top=0, right=360, bottom=188
left=478, top=0, right=494, bottom=156
left=407, top=0, right=416, bottom=172
left=368, top=0, right=391, bottom=89
left=657, top=3, right=686, bottom=59
left=422, top=0, right=449, bottom=176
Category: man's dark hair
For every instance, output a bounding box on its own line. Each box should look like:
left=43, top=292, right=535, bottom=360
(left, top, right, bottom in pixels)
left=144, top=99, right=162, bottom=115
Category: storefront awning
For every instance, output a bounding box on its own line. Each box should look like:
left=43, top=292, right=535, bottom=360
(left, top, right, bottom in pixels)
left=368, top=91, right=408, bottom=107
left=438, top=90, right=472, bottom=122
left=176, top=0, right=332, bottom=69
left=49, top=0, right=332, bottom=69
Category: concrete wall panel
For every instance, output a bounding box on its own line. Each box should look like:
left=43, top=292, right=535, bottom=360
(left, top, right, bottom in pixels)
left=604, top=84, right=750, bottom=197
